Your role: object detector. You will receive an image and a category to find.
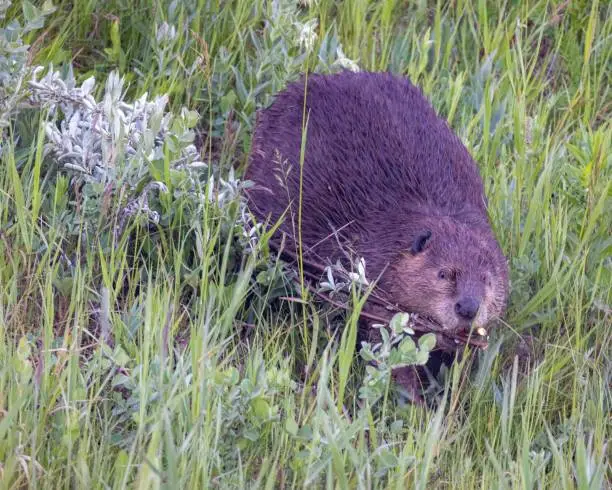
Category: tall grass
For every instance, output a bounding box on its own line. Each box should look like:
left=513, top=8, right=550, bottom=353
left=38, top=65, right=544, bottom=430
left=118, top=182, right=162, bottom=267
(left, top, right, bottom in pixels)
left=0, top=0, right=610, bottom=488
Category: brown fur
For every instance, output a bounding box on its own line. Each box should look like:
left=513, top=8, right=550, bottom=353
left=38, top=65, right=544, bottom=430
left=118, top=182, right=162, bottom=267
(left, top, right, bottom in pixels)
left=244, top=72, right=509, bottom=397
left=381, top=217, right=508, bottom=332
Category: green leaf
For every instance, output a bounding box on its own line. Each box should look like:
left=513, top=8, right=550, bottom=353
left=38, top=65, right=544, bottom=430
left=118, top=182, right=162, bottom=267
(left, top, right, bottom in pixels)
left=113, top=346, right=130, bottom=367
left=390, top=312, right=410, bottom=334
left=242, top=428, right=260, bottom=442
left=378, top=448, right=399, bottom=468
left=390, top=419, right=404, bottom=434
left=360, top=343, right=376, bottom=361
left=250, top=397, right=271, bottom=419
left=183, top=109, right=200, bottom=128
left=109, top=19, right=122, bottom=62
left=220, top=90, right=237, bottom=114
left=22, top=0, right=40, bottom=23
left=380, top=326, right=390, bottom=345
left=399, top=337, right=416, bottom=354
left=414, top=350, right=430, bottom=365
left=297, top=425, right=313, bottom=441
left=285, top=416, right=299, bottom=436
left=418, top=333, right=436, bottom=352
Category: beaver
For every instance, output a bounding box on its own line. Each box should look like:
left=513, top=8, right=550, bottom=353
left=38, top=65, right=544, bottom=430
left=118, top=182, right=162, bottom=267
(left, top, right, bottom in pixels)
left=245, top=71, right=509, bottom=396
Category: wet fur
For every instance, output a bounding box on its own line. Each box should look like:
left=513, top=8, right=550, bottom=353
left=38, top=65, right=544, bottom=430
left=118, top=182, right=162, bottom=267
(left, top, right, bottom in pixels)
left=246, top=71, right=507, bottom=323
left=245, top=71, right=509, bottom=400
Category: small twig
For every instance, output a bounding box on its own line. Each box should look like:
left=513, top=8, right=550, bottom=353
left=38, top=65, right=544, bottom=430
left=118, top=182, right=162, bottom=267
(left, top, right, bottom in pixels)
left=261, top=235, right=489, bottom=350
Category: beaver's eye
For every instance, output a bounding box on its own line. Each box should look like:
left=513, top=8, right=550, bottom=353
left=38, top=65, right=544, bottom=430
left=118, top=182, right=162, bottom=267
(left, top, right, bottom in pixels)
left=438, top=270, right=447, bottom=280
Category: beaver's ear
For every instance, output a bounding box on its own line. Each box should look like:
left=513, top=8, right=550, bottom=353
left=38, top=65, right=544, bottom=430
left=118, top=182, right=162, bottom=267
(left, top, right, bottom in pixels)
left=411, top=230, right=432, bottom=255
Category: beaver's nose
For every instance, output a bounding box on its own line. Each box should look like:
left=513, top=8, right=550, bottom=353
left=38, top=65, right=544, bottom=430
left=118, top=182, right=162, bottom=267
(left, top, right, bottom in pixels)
left=455, top=297, right=479, bottom=321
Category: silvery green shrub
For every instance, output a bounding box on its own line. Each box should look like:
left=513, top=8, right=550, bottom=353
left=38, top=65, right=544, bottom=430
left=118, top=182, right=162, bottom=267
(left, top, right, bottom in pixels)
left=24, top=66, right=220, bottom=239
left=29, top=68, right=204, bottom=181
left=360, top=313, right=436, bottom=405
left=0, top=0, right=55, bottom=136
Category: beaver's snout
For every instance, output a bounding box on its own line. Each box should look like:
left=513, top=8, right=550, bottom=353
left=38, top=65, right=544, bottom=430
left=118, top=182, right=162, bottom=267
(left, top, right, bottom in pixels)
left=455, top=297, right=480, bottom=321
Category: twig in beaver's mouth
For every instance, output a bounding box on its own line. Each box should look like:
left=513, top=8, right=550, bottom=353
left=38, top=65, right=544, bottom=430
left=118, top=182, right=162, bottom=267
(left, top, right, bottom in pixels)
left=266, top=236, right=489, bottom=350
left=306, top=285, right=489, bottom=349
left=279, top=278, right=488, bottom=350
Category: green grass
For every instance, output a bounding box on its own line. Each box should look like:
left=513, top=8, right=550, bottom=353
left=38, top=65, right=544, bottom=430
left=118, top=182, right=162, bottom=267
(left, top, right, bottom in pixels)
left=1, top=0, right=610, bottom=488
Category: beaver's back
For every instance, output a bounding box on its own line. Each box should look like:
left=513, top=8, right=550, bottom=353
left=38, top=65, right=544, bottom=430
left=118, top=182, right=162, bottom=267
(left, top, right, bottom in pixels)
left=245, top=72, right=490, bottom=273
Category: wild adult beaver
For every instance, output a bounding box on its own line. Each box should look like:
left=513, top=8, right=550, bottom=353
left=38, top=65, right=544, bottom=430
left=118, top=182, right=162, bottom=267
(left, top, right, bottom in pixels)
left=245, top=71, right=509, bottom=396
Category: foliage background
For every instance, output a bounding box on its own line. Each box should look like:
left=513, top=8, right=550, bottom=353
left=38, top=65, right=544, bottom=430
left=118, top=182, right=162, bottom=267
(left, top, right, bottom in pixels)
left=0, top=0, right=609, bottom=488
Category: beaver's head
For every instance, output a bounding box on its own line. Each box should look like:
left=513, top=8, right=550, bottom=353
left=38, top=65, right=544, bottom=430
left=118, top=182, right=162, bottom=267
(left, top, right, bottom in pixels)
left=384, top=219, right=509, bottom=333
